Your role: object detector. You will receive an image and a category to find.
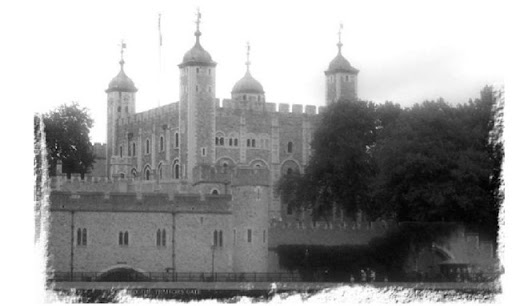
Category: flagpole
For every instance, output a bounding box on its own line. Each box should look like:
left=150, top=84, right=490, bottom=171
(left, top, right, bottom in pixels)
left=158, top=13, right=162, bottom=107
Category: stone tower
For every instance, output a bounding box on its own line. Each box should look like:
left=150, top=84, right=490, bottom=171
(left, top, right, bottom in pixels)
left=231, top=169, right=270, bottom=273
left=105, top=43, right=137, bottom=178
left=325, top=24, right=359, bottom=105
left=178, top=10, right=217, bottom=182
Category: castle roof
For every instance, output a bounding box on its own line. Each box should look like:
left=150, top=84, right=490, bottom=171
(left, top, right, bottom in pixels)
left=326, top=51, right=359, bottom=74
left=106, top=60, right=138, bottom=93
left=325, top=24, right=359, bottom=74
left=179, top=11, right=216, bottom=67
left=231, top=42, right=264, bottom=95
left=231, top=71, right=265, bottom=94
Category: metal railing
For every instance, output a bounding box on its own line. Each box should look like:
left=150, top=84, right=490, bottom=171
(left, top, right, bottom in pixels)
left=47, top=271, right=500, bottom=283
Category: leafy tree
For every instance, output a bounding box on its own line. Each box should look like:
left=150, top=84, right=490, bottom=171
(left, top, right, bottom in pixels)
left=279, top=99, right=378, bottom=220
left=373, top=87, right=502, bottom=238
left=40, top=102, right=95, bottom=177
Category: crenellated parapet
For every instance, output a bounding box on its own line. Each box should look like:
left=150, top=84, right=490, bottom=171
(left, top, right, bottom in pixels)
left=50, top=175, right=186, bottom=194
left=49, top=190, right=232, bottom=214
left=219, top=99, right=319, bottom=116
left=268, top=219, right=394, bottom=247
left=117, top=102, right=180, bottom=126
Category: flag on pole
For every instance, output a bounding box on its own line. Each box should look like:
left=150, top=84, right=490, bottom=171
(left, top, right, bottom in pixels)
left=158, top=13, right=162, bottom=46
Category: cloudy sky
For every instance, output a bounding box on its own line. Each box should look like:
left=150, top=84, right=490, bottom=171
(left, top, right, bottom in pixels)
left=3, top=0, right=508, bottom=144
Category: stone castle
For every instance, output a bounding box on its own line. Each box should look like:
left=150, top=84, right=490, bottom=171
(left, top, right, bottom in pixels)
left=46, top=14, right=495, bottom=279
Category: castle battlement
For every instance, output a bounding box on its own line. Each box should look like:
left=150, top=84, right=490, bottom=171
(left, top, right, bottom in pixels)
left=118, top=102, right=179, bottom=126
left=192, top=164, right=270, bottom=187
left=219, top=99, right=321, bottom=116
left=49, top=190, right=232, bottom=214
left=268, top=219, right=394, bottom=247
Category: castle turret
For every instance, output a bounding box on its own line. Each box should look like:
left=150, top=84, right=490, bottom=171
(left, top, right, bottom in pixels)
left=231, top=42, right=265, bottom=109
left=325, top=24, right=358, bottom=105
left=106, top=42, right=137, bottom=178
left=178, top=10, right=217, bottom=182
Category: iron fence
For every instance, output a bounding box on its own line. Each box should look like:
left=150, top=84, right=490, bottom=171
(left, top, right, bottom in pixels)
left=47, top=271, right=499, bottom=283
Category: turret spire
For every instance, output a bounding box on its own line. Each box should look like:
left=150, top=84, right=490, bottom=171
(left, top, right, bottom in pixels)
left=245, top=41, right=251, bottom=73
left=194, top=8, right=202, bottom=43
left=119, top=39, right=126, bottom=69
left=337, top=23, right=343, bottom=54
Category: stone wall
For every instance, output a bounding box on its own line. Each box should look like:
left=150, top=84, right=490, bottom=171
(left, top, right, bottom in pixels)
left=47, top=191, right=233, bottom=274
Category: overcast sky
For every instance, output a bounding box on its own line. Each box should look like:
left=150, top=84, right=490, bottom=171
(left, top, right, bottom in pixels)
left=3, top=0, right=507, bottom=143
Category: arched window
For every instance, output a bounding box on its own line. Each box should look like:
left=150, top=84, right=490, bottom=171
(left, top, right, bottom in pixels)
left=145, top=168, right=151, bottom=180
left=211, top=189, right=219, bottom=195
left=287, top=141, right=293, bottom=153
left=215, top=137, right=219, bottom=145
left=156, top=229, right=161, bottom=246
left=219, top=137, right=224, bottom=146
left=287, top=168, right=293, bottom=176
left=77, top=228, right=82, bottom=246
left=159, top=166, right=163, bottom=179
left=175, top=132, right=179, bottom=148
left=82, top=228, right=87, bottom=245
left=162, top=229, right=166, bottom=247
left=119, top=146, right=123, bottom=158
left=124, top=231, right=129, bottom=245
left=213, top=230, right=218, bottom=246
left=132, top=143, right=136, bottom=156
left=119, top=173, right=125, bottom=179
left=131, top=168, right=137, bottom=178
left=247, top=229, right=252, bottom=243
left=160, top=136, right=164, bottom=152
left=229, top=138, right=233, bottom=146
left=234, top=138, right=238, bottom=146
left=247, top=139, right=251, bottom=147
left=118, top=232, right=123, bottom=245
left=219, top=230, right=223, bottom=247
left=174, top=163, right=180, bottom=179
left=251, top=139, right=256, bottom=147
left=146, top=139, right=150, bottom=154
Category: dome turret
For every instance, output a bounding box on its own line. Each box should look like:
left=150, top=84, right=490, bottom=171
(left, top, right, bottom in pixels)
left=231, top=42, right=265, bottom=104
left=179, top=10, right=216, bottom=67
left=325, top=23, right=358, bottom=74
left=232, top=71, right=264, bottom=94
left=106, top=59, right=138, bottom=93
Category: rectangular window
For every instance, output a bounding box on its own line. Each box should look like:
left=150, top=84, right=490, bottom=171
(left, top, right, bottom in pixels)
left=247, top=229, right=252, bottom=243
left=263, top=230, right=266, bottom=243
left=201, top=147, right=206, bottom=156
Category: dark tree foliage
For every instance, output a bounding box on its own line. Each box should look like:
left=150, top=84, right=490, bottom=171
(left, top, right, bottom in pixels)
left=41, top=102, right=95, bottom=177
left=278, top=86, right=502, bottom=240
left=373, top=86, right=502, bottom=238
left=277, top=223, right=461, bottom=281
left=279, top=99, right=378, bottom=220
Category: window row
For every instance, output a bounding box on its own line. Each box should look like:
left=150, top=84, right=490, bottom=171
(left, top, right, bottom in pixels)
left=77, top=228, right=266, bottom=247
left=215, top=137, right=239, bottom=147
left=118, top=133, right=180, bottom=157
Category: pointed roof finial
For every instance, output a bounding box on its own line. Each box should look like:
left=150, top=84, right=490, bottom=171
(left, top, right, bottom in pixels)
left=245, top=41, right=251, bottom=72
left=119, top=39, right=127, bottom=69
left=337, top=23, right=343, bottom=53
left=195, top=7, right=202, bottom=42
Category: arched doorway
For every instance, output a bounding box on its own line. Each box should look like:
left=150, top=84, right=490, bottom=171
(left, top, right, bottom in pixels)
left=97, top=266, right=149, bottom=282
